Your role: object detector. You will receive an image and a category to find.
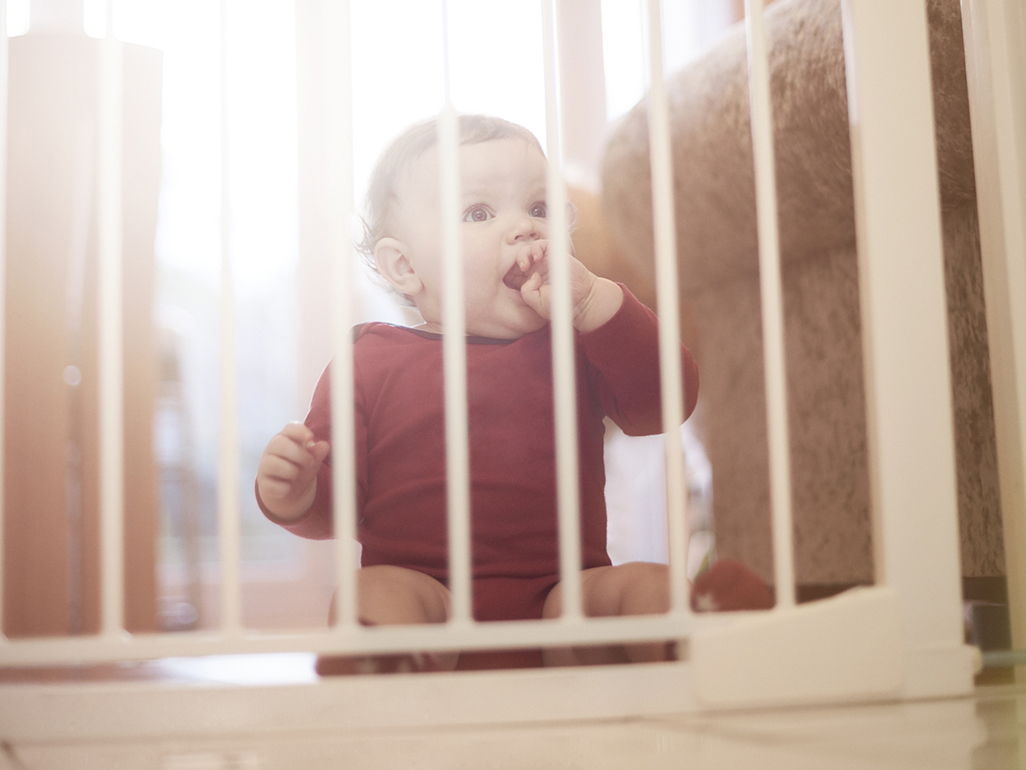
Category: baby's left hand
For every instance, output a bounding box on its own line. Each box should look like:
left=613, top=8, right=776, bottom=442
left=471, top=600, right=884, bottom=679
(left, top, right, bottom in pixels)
left=517, top=240, right=623, bottom=333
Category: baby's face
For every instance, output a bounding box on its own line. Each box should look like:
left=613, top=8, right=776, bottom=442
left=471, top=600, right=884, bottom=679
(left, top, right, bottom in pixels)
left=392, top=137, right=557, bottom=339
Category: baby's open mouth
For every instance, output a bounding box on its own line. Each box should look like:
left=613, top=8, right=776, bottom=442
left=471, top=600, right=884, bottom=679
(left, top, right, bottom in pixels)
left=503, top=264, right=529, bottom=291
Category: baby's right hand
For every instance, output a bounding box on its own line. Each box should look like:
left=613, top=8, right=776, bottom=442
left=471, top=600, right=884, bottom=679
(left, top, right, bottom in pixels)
left=256, top=422, right=331, bottom=521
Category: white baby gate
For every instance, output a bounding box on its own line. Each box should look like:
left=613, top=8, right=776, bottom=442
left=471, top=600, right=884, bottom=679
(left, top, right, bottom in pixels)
left=0, top=0, right=1023, bottom=743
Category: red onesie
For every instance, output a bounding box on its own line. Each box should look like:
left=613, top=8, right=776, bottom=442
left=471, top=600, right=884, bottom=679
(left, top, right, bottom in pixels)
left=261, top=287, right=698, bottom=626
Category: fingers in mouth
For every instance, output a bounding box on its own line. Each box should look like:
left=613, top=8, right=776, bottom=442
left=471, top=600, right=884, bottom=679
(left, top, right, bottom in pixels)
left=503, top=263, right=529, bottom=291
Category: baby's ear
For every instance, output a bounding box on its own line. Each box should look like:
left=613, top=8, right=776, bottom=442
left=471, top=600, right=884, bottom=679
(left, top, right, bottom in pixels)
left=374, top=238, right=422, bottom=296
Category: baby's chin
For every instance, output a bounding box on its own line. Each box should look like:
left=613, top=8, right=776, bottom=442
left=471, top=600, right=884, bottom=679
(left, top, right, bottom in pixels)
left=465, top=307, right=547, bottom=340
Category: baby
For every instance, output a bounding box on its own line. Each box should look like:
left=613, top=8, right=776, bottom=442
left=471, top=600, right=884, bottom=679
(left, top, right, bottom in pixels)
left=256, top=115, right=700, bottom=671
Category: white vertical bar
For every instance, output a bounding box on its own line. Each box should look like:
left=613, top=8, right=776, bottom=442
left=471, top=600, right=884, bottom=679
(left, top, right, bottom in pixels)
left=98, top=6, right=125, bottom=638
left=960, top=0, right=1026, bottom=670
left=217, top=0, right=242, bottom=636
left=324, top=0, right=359, bottom=632
left=0, top=0, right=8, bottom=638
left=439, top=1, right=473, bottom=626
left=841, top=0, right=964, bottom=649
left=542, top=0, right=582, bottom=621
left=644, top=0, right=691, bottom=618
left=744, top=0, right=796, bottom=609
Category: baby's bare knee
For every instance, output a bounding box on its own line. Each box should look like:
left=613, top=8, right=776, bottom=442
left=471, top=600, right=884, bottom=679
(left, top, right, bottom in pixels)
left=543, top=564, right=673, bottom=666
left=574, top=562, right=670, bottom=618
left=612, top=562, right=670, bottom=616
left=357, top=566, right=451, bottom=625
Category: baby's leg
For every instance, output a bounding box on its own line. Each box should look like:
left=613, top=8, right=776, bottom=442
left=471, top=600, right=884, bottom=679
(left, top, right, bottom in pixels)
left=541, top=562, right=673, bottom=666
left=355, top=565, right=452, bottom=625
left=318, top=565, right=457, bottom=675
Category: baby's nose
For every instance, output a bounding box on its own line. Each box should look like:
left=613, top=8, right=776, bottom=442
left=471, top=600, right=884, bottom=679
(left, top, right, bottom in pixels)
left=506, top=215, right=542, bottom=243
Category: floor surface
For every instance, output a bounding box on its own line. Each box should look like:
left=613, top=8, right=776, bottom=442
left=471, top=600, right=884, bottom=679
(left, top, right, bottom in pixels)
left=0, top=655, right=1022, bottom=769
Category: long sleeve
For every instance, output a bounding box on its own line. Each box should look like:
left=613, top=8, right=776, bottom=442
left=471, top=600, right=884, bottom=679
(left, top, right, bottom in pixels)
left=255, top=356, right=367, bottom=541
left=578, top=285, right=699, bottom=436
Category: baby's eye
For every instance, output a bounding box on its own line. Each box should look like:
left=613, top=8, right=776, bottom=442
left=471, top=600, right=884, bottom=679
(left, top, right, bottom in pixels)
left=529, top=202, right=547, bottom=218
left=463, top=205, right=493, bottom=223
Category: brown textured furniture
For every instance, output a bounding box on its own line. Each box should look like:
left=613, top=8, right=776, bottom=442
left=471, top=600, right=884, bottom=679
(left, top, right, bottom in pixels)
left=599, top=0, right=1002, bottom=591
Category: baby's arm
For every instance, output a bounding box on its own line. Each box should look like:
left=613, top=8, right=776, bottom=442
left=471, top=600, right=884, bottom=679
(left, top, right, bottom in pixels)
left=517, top=240, right=624, bottom=333
left=576, top=280, right=700, bottom=435
left=256, top=421, right=330, bottom=521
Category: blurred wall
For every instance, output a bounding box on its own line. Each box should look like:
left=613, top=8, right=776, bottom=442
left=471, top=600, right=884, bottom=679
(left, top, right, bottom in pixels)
left=3, top=33, right=162, bottom=636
